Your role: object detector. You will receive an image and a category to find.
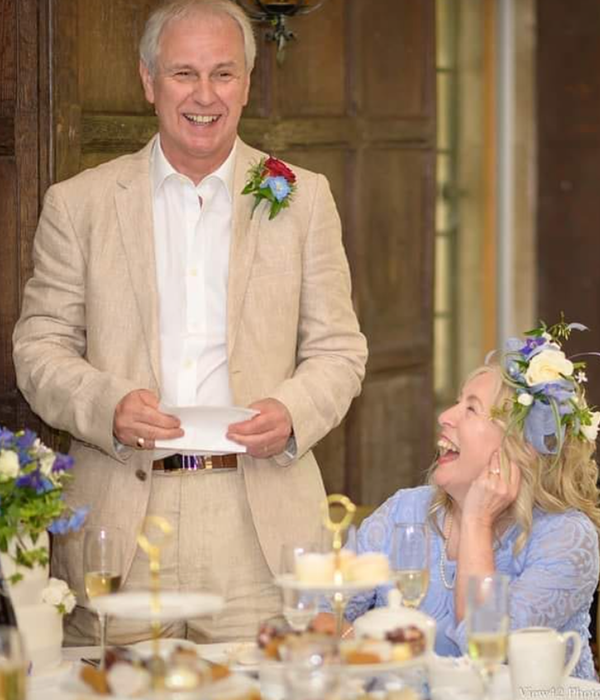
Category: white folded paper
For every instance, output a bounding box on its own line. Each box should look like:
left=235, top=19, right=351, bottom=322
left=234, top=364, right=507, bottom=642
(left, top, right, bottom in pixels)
left=154, top=405, right=258, bottom=456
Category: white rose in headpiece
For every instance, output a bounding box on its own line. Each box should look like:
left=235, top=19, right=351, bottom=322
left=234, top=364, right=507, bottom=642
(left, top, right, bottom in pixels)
left=524, top=349, right=574, bottom=386
left=581, top=412, right=600, bottom=443
left=0, top=450, right=19, bottom=480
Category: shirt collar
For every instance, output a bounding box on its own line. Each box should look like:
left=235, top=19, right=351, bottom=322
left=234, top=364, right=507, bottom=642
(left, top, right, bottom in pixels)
left=151, top=137, right=236, bottom=202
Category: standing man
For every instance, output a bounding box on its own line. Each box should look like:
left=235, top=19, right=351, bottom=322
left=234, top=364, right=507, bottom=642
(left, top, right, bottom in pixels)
left=13, top=0, right=367, bottom=643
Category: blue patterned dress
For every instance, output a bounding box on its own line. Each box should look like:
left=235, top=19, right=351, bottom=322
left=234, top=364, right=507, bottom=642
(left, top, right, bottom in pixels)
left=345, top=486, right=599, bottom=679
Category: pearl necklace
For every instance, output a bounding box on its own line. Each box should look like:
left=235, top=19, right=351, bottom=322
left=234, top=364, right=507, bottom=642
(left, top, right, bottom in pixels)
left=439, top=510, right=455, bottom=590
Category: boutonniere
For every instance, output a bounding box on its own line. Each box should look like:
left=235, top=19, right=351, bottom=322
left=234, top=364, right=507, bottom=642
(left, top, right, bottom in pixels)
left=242, top=156, right=297, bottom=220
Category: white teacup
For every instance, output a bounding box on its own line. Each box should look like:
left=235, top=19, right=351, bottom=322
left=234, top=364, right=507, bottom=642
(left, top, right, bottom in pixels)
left=508, top=627, right=581, bottom=695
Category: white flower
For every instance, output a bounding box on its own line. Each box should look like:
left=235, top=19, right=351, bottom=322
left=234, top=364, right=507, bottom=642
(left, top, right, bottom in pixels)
left=42, top=577, right=76, bottom=614
left=581, top=412, right=600, bottom=443
left=525, top=349, right=574, bottom=386
left=576, top=371, right=588, bottom=384
left=542, top=332, right=553, bottom=341
left=0, top=450, right=20, bottom=481
left=39, top=452, right=54, bottom=477
left=517, top=393, right=534, bottom=406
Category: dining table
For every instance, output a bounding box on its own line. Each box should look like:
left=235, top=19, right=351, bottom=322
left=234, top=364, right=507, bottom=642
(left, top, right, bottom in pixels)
left=25, top=644, right=600, bottom=700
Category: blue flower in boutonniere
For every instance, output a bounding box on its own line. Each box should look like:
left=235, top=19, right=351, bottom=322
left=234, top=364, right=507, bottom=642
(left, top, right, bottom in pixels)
left=242, top=156, right=297, bottom=220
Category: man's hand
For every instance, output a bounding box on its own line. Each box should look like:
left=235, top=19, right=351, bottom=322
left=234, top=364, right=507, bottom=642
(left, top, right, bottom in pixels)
left=226, top=398, right=292, bottom=458
left=113, top=389, right=183, bottom=450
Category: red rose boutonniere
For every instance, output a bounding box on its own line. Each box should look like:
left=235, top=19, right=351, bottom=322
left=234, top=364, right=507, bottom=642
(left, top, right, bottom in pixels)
left=242, top=156, right=297, bottom=220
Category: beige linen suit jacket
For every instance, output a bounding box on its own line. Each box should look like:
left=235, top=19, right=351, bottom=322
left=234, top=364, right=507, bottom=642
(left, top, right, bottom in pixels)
left=13, top=136, right=367, bottom=598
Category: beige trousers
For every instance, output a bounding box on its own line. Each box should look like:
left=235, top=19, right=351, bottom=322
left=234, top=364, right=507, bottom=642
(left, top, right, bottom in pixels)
left=65, top=467, right=282, bottom=646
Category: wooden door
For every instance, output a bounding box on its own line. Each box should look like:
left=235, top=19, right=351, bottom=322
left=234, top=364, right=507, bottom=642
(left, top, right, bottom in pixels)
left=537, top=1, right=600, bottom=409
left=3, top=0, right=436, bottom=507
left=0, top=0, right=51, bottom=436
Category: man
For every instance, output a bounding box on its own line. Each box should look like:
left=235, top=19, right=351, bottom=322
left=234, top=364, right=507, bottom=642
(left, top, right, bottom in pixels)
left=13, top=0, right=367, bottom=643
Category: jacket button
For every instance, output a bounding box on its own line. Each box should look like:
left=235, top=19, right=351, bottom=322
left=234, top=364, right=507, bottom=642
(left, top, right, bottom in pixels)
left=135, top=469, right=147, bottom=482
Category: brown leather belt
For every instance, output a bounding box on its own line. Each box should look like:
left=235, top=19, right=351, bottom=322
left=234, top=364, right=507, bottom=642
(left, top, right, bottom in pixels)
left=152, top=454, right=237, bottom=472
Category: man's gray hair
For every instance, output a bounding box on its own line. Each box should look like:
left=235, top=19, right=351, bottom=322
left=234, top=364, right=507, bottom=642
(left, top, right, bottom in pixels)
left=139, top=0, right=256, bottom=76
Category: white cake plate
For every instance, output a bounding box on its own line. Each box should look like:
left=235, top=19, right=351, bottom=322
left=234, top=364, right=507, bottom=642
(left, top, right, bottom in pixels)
left=89, top=591, right=224, bottom=621
left=274, top=573, right=391, bottom=595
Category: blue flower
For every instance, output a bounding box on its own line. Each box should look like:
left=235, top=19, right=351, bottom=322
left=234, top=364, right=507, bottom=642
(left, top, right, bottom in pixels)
left=0, top=428, right=16, bottom=449
left=51, top=454, right=74, bottom=473
left=16, top=470, right=44, bottom=491
left=522, top=337, right=546, bottom=357
left=16, top=429, right=37, bottom=450
left=48, top=506, right=89, bottom=535
left=35, top=477, right=55, bottom=495
left=263, top=176, right=291, bottom=203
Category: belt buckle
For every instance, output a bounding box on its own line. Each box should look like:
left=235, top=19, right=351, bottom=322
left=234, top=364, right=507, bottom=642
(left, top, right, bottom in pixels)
left=201, top=455, right=213, bottom=470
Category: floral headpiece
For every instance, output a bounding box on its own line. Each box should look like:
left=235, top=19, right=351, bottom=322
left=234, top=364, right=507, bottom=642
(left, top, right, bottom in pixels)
left=242, top=156, right=296, bottom=220
left=493, top=318, right=600, bottom=456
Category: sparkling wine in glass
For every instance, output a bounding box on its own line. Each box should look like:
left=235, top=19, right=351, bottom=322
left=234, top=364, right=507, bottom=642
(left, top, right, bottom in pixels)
left=280, top=544, right=318, bottom=632
left=83, top=527, right=122, bottom=668
left=391, top=522, right=430, bottom=608
left=466, top=573, right=509, bottom=699
left=0, top=627, right=27, bottom=700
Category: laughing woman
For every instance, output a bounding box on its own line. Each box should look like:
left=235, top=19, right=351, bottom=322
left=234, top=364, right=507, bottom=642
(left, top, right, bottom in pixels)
left=334, top=320, right=600, bottom=678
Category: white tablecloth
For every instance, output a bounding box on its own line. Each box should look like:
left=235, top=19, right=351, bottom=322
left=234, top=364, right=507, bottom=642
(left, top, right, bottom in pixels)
left=26, top=646, right=600, bottom=700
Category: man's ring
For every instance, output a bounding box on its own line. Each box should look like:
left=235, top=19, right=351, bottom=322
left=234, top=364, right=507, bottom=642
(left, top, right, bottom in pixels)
left=136, top=437, right=145, bottom=449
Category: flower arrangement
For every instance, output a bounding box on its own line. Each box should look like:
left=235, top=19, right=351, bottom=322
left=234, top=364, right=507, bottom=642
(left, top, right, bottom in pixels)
left=242, top=156, right=296, bottom=220
left=496, top=318, right=600, bottom=455
left=0, top=427, right=88, bottom=582
left=41, top=577, right=76, bottom=615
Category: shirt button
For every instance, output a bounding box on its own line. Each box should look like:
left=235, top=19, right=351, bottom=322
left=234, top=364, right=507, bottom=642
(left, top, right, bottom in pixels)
left=135, top=469, right=147, bottom=482
left=189, top=268, right=197, bottom=277
left=184, top=359, right=193, bottom=369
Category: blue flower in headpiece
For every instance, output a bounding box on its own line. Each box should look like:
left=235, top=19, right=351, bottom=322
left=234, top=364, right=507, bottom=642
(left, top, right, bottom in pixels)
left=522, top=337, right=546, bottom=358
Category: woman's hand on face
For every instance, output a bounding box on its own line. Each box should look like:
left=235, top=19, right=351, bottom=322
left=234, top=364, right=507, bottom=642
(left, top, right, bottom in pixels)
left=462, top=451, right=521, bottom=528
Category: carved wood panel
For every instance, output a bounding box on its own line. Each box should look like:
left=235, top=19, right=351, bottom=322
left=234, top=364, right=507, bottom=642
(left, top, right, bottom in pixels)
left=0, top=0, right=50, bottom=437
left=537, top=0, right=600, bottom=409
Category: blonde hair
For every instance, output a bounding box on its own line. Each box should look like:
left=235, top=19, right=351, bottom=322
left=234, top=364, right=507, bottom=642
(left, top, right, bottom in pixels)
left=427, top=363, right=600, bottom=553
left=139, top=0, right=256, bottom=76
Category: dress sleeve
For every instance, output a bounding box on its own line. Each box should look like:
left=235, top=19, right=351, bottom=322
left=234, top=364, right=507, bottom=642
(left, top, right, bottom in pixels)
left=446, top=511, right=599, bottom=652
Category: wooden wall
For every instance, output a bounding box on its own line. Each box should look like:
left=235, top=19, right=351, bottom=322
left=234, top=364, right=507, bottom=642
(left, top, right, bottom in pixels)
left=537, top=1, right=600, bottom=408
left=1, top=0, right=436, bottom=506
left=0, top=0, right=51, bottom=435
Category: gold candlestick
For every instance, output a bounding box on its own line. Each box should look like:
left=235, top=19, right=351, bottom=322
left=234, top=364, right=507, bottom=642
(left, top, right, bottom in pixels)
left=321, top=494, right=356, bottom=638
left=137, top=515, right=173, bottom=688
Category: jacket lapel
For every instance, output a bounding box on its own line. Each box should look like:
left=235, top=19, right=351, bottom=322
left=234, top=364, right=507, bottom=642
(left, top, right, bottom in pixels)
left=114, top=140, right=161, bottom=389
left=227, top=139, right=265, bottom=358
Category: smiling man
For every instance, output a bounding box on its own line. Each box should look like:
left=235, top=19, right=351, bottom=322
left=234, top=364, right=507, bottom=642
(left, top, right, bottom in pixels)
left=13, top=0, right=367, bottom=645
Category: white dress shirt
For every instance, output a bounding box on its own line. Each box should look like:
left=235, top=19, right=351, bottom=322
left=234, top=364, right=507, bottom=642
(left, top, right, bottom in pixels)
left=151, top=139, right=235, bottom=408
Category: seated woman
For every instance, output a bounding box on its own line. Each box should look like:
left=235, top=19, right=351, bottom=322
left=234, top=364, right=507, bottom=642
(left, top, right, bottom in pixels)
left=320, top=319, right=600, bottom=679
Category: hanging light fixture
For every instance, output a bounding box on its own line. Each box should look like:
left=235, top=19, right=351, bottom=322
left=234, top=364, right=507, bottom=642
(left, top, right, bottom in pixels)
left=236, top=0, right=329, bottom=64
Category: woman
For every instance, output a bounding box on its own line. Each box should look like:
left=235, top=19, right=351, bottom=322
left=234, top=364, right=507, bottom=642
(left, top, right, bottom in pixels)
left=338, top=320, right=600, bottom=679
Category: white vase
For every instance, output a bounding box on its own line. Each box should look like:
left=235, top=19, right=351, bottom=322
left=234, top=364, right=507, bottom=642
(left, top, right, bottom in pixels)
left=0, top=532, right=64, bottom=673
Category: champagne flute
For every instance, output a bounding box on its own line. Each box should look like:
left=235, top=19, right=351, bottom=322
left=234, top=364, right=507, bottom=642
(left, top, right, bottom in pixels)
left=280, top=544, right=318, bottom=632
left=466, top=573, right=509, bottom=699
left=83, top=527, right=123, bottom=668
left=0, top=627, right=27, bottom=700
left=390, top=522, right=430, bottom=608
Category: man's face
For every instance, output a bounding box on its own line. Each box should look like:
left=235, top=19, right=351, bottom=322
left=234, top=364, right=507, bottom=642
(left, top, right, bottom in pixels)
left=140, top=11, right=250, bottom=181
